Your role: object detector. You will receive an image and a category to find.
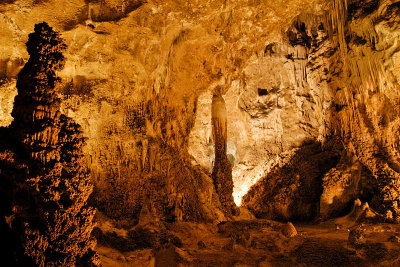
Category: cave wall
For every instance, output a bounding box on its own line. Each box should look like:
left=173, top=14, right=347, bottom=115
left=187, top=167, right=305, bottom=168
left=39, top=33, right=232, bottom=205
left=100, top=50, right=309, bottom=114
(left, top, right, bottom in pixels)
left=244, top=0, right=400, bottom=221
left=324, top=0, right=400, bottom=220
left=1, top=0, right=400, bottom=222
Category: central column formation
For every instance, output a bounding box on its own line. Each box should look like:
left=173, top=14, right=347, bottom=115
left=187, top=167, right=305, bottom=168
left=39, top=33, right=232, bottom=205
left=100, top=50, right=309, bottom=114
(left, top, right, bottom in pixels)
left=211, top=90, right=237, bottom=216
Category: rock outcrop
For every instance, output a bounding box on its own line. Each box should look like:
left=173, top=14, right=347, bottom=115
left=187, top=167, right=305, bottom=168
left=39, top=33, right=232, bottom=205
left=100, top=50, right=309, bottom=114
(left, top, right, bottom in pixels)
left=319, top=153, right=377, bottom=218
left=243, top=141, right=340, bottom=220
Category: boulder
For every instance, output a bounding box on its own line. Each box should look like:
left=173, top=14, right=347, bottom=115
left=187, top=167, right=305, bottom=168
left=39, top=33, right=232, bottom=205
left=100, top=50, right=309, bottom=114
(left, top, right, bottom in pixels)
left=281, top=222, right=297, bottom=238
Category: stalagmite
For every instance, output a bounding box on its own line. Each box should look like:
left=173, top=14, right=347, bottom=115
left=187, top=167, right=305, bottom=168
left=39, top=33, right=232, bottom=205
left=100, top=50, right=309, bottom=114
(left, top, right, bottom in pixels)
left=3, top=22, right=99, bottom=266
left=211, top=89, right=237, bottom=216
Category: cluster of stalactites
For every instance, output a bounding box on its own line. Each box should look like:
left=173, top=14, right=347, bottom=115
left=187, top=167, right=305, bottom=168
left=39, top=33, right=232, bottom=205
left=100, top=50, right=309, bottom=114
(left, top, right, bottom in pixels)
left=322, top=0, right=348, bottom=58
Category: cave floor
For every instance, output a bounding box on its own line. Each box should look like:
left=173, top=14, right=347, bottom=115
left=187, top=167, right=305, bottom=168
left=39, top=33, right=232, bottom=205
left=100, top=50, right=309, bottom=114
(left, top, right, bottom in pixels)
left=95, top=214, right=400, bottom=267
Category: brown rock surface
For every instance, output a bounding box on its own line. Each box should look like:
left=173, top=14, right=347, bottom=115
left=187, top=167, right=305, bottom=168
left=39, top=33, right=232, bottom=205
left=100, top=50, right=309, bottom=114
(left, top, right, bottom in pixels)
left=0, top=0, right=330, bottom=217
left=281, top=222, right=297, bottom=238
left=1, top=2, right=400, bottom=265
left=0, top=22, right=98, bottom=266
left=243, top=141, right=340, bottom=220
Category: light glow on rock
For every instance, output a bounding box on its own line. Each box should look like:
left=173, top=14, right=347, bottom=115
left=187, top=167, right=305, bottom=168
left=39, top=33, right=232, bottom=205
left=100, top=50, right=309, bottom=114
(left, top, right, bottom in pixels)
left=232, top=168, right=266, bottom=206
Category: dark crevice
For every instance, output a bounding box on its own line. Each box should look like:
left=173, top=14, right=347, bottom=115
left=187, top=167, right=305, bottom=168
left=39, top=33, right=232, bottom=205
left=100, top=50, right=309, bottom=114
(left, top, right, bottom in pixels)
left=347, top=0, right=380, bottom=20
left=258, top=88, right=269, bottom=96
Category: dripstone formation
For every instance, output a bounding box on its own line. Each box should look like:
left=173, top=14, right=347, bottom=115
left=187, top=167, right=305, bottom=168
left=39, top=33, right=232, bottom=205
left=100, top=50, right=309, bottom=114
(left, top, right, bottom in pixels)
left=211, top=91, right=237, bottom=217
left=0, top=22, right=99, bottom=266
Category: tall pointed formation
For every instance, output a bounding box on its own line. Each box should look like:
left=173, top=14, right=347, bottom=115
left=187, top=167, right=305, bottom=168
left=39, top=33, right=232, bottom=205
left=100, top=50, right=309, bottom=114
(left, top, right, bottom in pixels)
left=211, top=90, right=237, bottom=217
left=5, top=22, right=99, bottom=266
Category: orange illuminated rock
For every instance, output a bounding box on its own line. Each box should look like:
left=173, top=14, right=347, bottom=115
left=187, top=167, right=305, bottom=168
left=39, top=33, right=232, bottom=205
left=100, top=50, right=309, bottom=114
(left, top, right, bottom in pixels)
left=3, top=22, right=99, bottom=266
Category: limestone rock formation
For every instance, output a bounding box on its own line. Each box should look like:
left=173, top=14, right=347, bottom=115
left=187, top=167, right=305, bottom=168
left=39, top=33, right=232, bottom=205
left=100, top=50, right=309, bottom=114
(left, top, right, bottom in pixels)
left=211, top=92, right=237, bottom=216
left=322, top=0, right=400, bottom=221
left=281, top=222, right=297, bottom=238
left=0, top=22, right=98, bottom=266
left=243, top=141, right=340, bottom=220
left=0, top=0, right=400, bottom=227
left=241, top=0, right=400, bottom=222
left=320, top=154, right=377, bottom=218
left=2, top=0, right=400, bottom=265
left=0, top=0, right=332, bottom=218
